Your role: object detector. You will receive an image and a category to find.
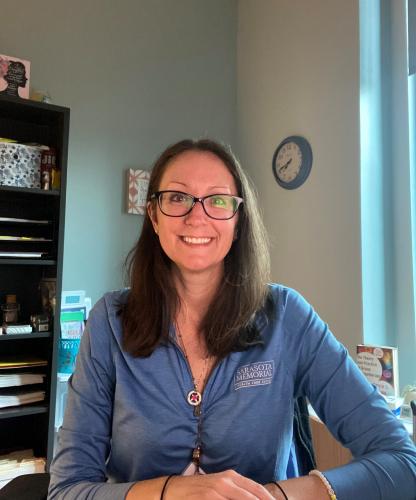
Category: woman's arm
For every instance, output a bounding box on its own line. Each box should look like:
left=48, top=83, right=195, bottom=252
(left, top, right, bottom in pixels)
left=48, top=296, right=136, bottom=499
left=279, top=287, right=416, bottom=500
left=265, top=476, right=330, bottom=499
left=126, top=471, right=275, bottom=500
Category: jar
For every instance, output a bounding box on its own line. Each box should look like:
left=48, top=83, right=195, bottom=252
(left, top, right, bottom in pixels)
left=2, top=294, right=20, bottom=324
left=41, top=147, right=60, bottom=190
left=39, top=278, right=56, bottom=314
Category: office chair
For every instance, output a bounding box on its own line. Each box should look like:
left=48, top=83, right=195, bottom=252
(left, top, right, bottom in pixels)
left=0, top=473, right=50, bottom=500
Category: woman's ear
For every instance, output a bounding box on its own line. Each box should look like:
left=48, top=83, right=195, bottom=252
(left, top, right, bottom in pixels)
left=147, top=201, right=159, bottom=235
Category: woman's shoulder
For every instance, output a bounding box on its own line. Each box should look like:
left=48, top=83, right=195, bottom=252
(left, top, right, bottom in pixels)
left=266, top=283, right=310, bottom=308
left=103, top=288, right=130, bottom=310
left=264, top=283, right=319, bottom=331
left=86, top=288, right=130, bottom=343
left=89, top=288, right=130, bottom=318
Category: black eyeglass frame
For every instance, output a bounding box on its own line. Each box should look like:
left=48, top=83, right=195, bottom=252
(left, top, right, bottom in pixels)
left=150, top=190, right=244, bottom=220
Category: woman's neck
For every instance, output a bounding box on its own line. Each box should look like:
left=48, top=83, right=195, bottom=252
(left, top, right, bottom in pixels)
left=173, top=265, right=223, bottom=331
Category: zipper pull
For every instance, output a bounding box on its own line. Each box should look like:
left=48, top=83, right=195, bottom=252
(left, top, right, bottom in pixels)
left=193, top=403, right=201, bottom=417
left=192, top=446, right=201, bottom=467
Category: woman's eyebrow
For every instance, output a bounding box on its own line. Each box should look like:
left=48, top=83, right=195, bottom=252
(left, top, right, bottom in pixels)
left=165, top=181, right=187, bottom=187
left=166, top=181, right=232, bottom=190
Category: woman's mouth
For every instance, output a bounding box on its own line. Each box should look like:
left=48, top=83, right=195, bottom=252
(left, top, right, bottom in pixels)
left=181, top=236, right=212, bottom=245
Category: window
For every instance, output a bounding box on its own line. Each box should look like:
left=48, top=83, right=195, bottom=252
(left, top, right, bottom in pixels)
left=360, top=0, right=416, bottom=388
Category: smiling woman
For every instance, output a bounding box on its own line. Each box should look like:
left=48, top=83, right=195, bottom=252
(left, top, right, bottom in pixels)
left=121, top=139, right=270, bottom=360
left=147, top=150, right=240, bottom=280
left=48, top=139, right=416, bottom=500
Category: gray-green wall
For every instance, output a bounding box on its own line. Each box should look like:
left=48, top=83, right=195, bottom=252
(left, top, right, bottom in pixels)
left=237, top=0, right=362, bottom=355
left=1, top=0, right=237, bottom=304
left=0, top=0, right=376, bottom=361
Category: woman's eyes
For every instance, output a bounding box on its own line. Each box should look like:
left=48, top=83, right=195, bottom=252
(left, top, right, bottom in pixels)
left=168, top=193, right=188, bottom=203
left=210, top=196, right=228, bottom=207
left=165, top=193, right=231, bottom=208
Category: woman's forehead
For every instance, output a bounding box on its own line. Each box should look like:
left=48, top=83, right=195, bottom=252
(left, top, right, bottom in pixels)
left=159, top=150, right=237, bottom=191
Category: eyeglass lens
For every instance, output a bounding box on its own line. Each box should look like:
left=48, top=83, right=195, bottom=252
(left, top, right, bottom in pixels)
left=158, top=191, right=239, bottom=219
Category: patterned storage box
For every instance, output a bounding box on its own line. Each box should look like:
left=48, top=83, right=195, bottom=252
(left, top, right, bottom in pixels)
left=0, top=142, right=42, bottom=188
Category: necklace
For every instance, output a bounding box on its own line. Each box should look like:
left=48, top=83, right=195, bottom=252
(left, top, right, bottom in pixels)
left=176, top=327, right=211, bottom=417
left=176, top=325, right=214, bottom=471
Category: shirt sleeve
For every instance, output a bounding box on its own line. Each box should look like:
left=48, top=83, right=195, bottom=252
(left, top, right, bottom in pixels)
left=279, top=286, right=416, bottom=500
left=48, top=296, right=136, bottom=500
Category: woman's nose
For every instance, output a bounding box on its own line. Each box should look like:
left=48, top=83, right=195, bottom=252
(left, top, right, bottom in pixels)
left=184, top=199, right=208, bottom=222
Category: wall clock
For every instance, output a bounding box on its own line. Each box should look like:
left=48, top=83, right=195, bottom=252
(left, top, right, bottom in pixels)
left=272, top=135, right=313, bottom=189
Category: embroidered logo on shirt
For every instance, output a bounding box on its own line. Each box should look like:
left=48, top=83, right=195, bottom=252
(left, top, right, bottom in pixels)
left=234, top=360, right=274, bottom=390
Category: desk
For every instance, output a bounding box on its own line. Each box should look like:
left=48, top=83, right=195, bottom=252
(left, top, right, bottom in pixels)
left=309, top=412, right=413, bottom=470
left=309, top=415, right=352, bottom=469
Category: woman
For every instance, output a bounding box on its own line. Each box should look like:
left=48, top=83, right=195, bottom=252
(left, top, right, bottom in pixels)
left=49, top=139, right=416, bottom=499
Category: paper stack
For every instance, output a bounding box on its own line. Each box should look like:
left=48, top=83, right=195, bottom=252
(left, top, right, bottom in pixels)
left=0, top=449, right=45, bottom=489
left=0, top=372, right=45, bottom=388
left=0, top=387, right=45, bottom=408
left=0, top=373, right=46, bottom=387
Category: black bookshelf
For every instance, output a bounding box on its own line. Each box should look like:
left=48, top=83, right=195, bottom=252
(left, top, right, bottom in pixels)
left=0, top=94, right=69, bottom=467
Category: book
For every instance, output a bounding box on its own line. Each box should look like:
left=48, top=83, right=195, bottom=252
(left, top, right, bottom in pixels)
left=0, top=235, right=52, bottom=241
left=0, top=387, right=45, bottom=408
left=0, top=356, right=47, bottom=370
left=0, top=217, right=49, bottom=224
left=60, top=307, right=86, bottom=339
left=0, top=373, right=45, bottom=388
left=0, top=252, right=44, bottom=258
left=356, top=344, right=399, bottom=397
left=0, top=54, right=30, bottom=99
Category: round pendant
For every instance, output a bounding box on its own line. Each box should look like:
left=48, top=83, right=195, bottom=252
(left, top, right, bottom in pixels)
left=187, top=389, right=202, bottom=406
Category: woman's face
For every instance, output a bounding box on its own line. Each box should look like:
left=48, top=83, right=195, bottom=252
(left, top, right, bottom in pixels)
left=149, top=150, right=239, bottom=279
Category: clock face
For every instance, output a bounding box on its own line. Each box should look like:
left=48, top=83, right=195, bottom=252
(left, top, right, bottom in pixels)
left=274, top=141, right=302, bottom=183
left=272, top=136, right=312, bottom=189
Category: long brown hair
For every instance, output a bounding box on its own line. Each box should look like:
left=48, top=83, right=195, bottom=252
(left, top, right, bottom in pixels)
left=122, top=139, right=270, bottom=358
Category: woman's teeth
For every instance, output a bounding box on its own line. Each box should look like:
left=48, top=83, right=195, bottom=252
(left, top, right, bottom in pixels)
left=182, top=236, right=211, bottom=244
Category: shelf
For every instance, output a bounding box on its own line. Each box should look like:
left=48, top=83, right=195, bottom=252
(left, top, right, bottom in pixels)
left=0, top=217, right=51, bottom=225
left=0, top=94, right=69, bottom=465
left=0, top=93, right=69, bottom=121
left=0, top=332, right=51, bottom=341
left=0, top=259, right=56, bottom=266
left=0, top=186, right=60, bottom=196
left=0, top=404, right=48, bottom=420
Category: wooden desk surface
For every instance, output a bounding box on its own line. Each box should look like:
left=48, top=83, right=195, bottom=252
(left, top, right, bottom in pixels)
left=309, top=415, right=352, bottom=470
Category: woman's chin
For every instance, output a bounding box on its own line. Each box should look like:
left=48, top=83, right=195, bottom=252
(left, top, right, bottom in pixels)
left=174, top=260, right=224, bottom=277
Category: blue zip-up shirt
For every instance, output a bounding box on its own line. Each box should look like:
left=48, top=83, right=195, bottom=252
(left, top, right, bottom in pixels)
left=48, top=285, right=416, bottom=499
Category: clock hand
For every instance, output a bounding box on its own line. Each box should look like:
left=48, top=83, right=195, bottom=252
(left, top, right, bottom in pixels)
left=278, top=158, right=292, bottom=173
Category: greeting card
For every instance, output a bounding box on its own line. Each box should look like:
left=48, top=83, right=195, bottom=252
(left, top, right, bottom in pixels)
left=0, top=54, right=31, bottom=99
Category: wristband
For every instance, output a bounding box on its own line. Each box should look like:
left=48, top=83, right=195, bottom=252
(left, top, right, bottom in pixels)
left=273, top=481, right=288, bottom=500
left=160, top=474, right=175, bottom=500
left=309, top=470, right=337, bottom=500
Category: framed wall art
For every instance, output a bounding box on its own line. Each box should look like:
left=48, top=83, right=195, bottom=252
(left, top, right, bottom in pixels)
left=127, top=169, right=150, bottom=215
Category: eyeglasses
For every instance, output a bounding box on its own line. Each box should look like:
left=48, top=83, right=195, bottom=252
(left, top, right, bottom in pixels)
left=151, top=190, right=243, bottom=220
